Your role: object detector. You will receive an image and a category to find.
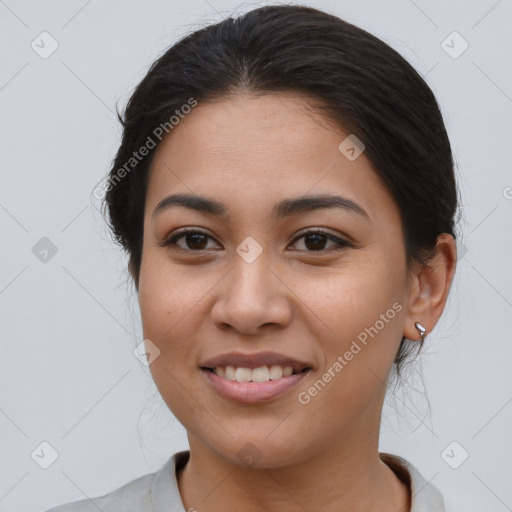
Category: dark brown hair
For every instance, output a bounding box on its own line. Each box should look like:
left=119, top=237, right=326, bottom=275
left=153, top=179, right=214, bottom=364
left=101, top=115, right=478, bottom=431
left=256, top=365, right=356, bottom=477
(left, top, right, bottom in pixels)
left=100, top=4, right=460, bottom=381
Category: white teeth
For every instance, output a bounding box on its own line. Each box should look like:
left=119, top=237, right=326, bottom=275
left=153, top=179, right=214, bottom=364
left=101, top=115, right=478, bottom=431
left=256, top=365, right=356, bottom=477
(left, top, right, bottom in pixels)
left=269, top=365, right=284, bottom=380
left=251, top=366, right=270, bottom=382
left=282, top=366, right=293, bottom=376
left=225, top=365, right=236, bottom=380
left=213, top=365, right=297, bottom=382
left=235, top=367, right=252, bottom=382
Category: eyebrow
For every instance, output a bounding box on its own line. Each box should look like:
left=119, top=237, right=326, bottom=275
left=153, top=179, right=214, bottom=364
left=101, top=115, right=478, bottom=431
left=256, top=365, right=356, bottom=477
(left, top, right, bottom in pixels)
left=152, top=193, right=370, bottom=221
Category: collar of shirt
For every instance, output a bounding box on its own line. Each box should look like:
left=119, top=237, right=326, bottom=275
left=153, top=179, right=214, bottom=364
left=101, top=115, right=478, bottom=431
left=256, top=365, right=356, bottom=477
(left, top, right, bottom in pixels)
left=47, top=450, right=445, bottom=511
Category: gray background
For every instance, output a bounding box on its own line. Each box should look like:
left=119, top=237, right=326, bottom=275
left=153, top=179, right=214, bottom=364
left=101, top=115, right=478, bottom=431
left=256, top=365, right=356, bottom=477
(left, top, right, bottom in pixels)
left=1, top=0, right=511, bottom=511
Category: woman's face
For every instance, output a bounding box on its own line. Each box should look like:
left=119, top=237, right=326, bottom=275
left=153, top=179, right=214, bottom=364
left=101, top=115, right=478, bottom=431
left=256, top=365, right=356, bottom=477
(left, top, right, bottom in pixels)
left=138, top=93, right=414, bottom=467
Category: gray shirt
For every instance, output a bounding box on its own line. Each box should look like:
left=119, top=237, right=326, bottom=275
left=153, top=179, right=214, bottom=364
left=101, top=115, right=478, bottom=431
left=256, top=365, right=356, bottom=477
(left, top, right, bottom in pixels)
left=45, top=451, right=444, bottom=511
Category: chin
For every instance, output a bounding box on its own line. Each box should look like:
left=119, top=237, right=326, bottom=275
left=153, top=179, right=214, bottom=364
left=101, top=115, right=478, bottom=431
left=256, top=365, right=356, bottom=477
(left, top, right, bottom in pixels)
left=197, top=432, right=312, bottom=470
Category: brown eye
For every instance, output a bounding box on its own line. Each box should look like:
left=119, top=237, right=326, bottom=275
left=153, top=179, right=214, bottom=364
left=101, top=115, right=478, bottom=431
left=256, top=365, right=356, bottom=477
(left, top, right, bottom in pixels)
left=290, top=230, right=350, bottom=252
left=162, top=230, right=220, bottom=251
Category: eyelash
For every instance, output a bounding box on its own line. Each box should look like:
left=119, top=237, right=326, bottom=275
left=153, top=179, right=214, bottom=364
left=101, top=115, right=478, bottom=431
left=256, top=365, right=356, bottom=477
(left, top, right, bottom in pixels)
left=161, top=228, right=351, bottom=253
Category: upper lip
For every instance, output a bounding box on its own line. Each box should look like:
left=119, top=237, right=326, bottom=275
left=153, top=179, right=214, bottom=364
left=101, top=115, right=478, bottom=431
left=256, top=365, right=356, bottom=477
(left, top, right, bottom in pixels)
left=200, top=351, right=313, bottom=372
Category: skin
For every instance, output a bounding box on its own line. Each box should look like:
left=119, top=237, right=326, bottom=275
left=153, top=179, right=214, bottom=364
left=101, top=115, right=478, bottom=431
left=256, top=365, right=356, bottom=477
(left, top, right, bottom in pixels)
left=137, top=92, right=457, bottom=512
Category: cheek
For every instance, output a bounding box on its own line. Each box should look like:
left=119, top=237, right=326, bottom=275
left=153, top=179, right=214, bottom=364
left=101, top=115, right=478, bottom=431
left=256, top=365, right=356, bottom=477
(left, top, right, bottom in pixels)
left=137, top=250, right=224, bottom=377
left=137, top=257, right=205, bottom=418
left=138, top=249, right=202, bottom=336
left=301, top=260, right=405, bottom=349
left=138, top=254, right=193, bottom=362
left=295, top=257, right=406, bottom=409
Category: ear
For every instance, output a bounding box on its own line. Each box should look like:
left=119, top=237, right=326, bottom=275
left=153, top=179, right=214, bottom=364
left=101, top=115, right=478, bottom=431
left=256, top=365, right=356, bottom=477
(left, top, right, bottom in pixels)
left=403, top=233, right=457, bottom=341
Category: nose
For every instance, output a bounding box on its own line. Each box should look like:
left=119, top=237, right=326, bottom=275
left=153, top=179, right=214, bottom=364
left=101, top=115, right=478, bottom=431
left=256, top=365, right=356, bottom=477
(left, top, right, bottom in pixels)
left=210, top=254, right=292, bottom=335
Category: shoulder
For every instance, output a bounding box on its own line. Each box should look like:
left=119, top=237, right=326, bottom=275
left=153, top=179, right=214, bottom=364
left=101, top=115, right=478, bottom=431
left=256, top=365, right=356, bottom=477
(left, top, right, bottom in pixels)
left=44, top=472, right=155, bottom=512
left=44, top=451, right=190, bottom=512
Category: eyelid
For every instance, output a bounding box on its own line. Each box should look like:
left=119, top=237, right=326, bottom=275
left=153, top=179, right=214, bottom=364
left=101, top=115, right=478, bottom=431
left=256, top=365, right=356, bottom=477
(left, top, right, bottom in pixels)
left=290, top=227, right=349, bottom=242
left=160, top=227, right=221, bottom=248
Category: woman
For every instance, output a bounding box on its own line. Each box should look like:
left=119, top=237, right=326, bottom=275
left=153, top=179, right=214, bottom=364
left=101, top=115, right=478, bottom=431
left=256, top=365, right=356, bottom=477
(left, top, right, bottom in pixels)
left=48, top=4, right=458, bottom=511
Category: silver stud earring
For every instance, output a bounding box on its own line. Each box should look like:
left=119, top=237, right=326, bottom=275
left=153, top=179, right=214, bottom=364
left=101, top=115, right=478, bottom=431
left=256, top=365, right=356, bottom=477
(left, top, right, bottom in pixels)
left=414, top=322, right=426, bottom=342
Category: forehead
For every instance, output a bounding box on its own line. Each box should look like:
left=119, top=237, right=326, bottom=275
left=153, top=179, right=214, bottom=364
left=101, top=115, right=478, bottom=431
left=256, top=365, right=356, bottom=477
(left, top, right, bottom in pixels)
left=151, top=93, right=348, bottom=171
left=145, top=93, right=396, bottom=224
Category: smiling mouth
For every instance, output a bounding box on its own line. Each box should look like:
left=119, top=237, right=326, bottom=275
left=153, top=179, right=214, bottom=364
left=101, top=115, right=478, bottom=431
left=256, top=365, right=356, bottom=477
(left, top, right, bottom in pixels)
left=201, top=365, right=311, bottom=383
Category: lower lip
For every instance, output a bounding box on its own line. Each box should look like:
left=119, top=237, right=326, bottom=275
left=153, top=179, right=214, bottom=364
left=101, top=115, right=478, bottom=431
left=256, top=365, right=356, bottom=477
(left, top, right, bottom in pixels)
left=201, top=369, right=310, bottom=403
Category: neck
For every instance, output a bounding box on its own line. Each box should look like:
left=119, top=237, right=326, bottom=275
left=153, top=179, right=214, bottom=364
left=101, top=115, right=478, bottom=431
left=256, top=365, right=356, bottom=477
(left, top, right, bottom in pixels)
left=177, top=422, right=410, bottom=512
